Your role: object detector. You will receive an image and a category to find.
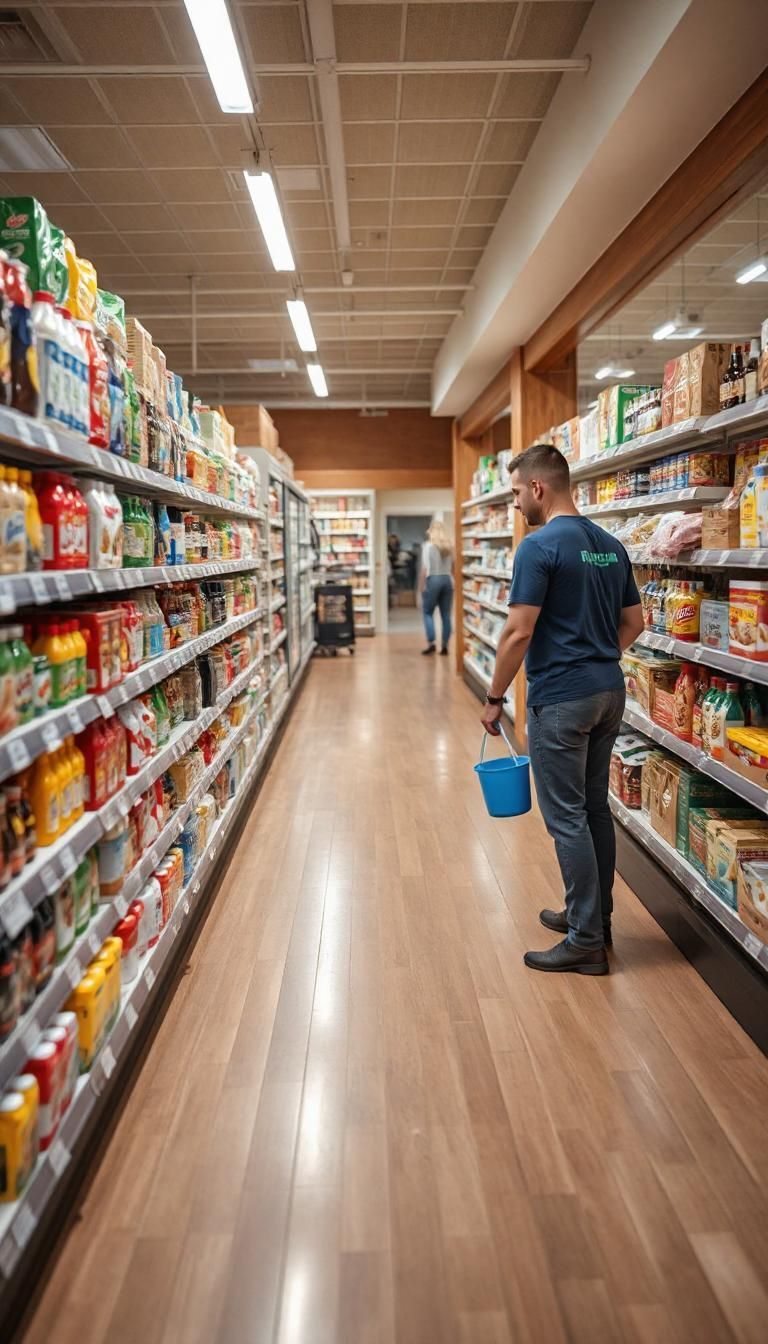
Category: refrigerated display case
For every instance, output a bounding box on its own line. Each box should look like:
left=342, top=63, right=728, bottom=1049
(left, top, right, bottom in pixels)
left=308, top=489, right=375, bottom=635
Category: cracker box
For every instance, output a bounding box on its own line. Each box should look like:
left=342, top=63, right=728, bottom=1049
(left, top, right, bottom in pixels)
left=725, top=725, right=768, bottom=787
left=687, top=806, right=757, bottom=869
left=699, top=599, right=730, bottom=651
left=711, top=829, right=768, bottom=909
left=628, top=657, right=680, bottom=718
left=675, top=768, right=730, bottom=856
left=728, top=580, right=768, bottom=661
left=672, top=353, right=691, bottom=423
left=686, top=342, right=730, bottom=418
left=737, top=861, right=768, bottom=945
left=661, top=359, right=678, bottom=428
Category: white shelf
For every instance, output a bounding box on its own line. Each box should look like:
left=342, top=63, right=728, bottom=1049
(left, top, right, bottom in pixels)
left=269, top=517, right=284, bottom=529
left=0, top=646, right=265, bottom=938
left=313, top=511, right=370, bottom=520
left=300, top=604, right=316, bottom=623
left=316, top=527, right=369, bottom=537
left=271, top=629, right=288, bottom=651
left=463, top=565, right=511, bottom=581
left=622, top=699, right=768, bottom=814
left=462, top=656, right=514, bottom=723
left=466, top=529, right=515, bottom=541
left=0, top=653, right=267, bottom=1091
left=464, top=621, right=500, bottom=651
left=269, top=552, right=285, bottom=563
left=0, top=405, right=263, bottom=521
left=0, top=557, right=261, bottom=618
left=0, top=604, right=264, bottom=787
left=635, top=630, right=768, bottom=687
left=582, top=487, right=728, bottom=517
left=610, top=794, right=768, bottom=972
left=463, top=593, right=509, bottom=618
left=628, top=546, right=768, bottom=569
left=461, top=486, right=515, bottom=510
left=270, top=595, right=286, bottom=613
left=353, top=605, right=372, bottom=613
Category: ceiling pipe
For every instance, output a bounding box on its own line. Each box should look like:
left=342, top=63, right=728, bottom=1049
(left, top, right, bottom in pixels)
left=306, top=0, right=351, bottom=263
left=160, top=334, right=442, bottom=345
left=114, top=285, right=474, bottom=296
left=1, top=59, right=590, bottom=76
left=217, top=398, right=432, bottom=408
left=177, top=366, right=432, bottom=376
left=131, top=308, right=462, bottom=319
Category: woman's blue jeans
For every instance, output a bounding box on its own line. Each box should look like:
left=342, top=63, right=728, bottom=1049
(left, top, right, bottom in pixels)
left=422, top=574, right=453, bottom=647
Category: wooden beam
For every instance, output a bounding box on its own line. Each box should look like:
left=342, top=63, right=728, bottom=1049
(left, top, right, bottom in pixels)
left=524, top=67, right=768, bottom=372
left=458, top=359, right=512, bottom=439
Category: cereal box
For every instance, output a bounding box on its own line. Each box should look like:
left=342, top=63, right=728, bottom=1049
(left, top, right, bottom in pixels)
left=699, top=599, right=730, bottom=651
left=728, top=580, right=768, bottom=661
left=737, top=861, right=768, bottom=945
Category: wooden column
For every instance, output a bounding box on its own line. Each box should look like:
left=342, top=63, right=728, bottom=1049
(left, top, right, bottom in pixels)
left=508, top=348, right=578, bottom=737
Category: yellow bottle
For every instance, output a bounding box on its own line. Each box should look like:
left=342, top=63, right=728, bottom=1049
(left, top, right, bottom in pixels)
left=91, top=936, right=123, bottom=1031
left=65, top=734, right=85, bottom=821
left=65, top=966, right=107, bottom=1072
left=28, top=750, right=60, bottom=846
left=18, top=469, right=43, bottom=571
left=0, top=1091, right=37, bottom=1203
left=67, top=621, right=88, bottom=698
left=53, top=745, right=73, bottom=836
left=57, top=623, right=79, bottom=703
left=32, top=623, right=72, bottom=709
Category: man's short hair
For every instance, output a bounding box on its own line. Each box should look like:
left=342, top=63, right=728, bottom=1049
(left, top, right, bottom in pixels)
left=510, top=443, right=570, bottom=490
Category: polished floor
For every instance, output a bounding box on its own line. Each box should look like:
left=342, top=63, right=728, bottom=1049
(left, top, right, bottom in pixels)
left=19, top=634, right=768, bottom=1344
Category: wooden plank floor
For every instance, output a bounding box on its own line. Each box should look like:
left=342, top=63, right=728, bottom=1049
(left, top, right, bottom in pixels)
left=18, top=634, right=768, bottom=1344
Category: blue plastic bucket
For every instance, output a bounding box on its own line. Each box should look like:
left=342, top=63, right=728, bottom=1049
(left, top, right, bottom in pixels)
left=474, top=727, right=531, bottom=817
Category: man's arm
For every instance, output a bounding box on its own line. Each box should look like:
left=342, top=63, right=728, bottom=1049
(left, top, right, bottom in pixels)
left=481, top=603, right=540, bottom=734
left=618, top=603, right=644, bottom=652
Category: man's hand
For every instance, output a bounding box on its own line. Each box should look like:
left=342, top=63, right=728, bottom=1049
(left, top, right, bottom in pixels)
left=481, top=701, right=503, bottom=735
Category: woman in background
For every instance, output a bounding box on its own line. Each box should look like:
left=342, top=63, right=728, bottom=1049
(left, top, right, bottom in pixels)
left=420, top=519, right=454, bottom=656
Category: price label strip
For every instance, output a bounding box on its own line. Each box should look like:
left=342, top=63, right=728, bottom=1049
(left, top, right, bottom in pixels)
left=125, top=1002, right=138, bottom=1032
left=1, top=888, right=34, bottom=940
left=48, top=1138, right=72, bottom=1178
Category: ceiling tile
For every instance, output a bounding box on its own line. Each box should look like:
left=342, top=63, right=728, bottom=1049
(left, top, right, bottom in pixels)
left=76, top=169, right=161, bottom=204
left=96, top=270, right=153, bottom=293
left=289, top=201, right=331, bottom=228
left=8, top=77, right=111, bottom=126
left=346, top=167, right=392, bottom=198
left=255, top=76, right=315, bottom=124
left=94, top=253, right=150, bottom=277
left=122, top=232, right=194, bottom=256
left=345, top=124, right=397, bottom=165
left=482, top=121, right=539, bottom=162
left=126, top=126, right=222, bottom=171
left=398, top=123, right=482, bottom=164
left=405, top=4, right=518, bottom=60
left=462, top=197, right=505, bottom=225
left=454, top=224, right=493, bottom=249
left=147, top=168, right=232, bottom=202
left=496, top=72, right=560, bottom=119
left=45, top=202, right=110, bottom=234
left=335, top=6, right=405, bottom=61
left=400, top=73, right=493, bottom=121
left=393, top=198, right=461, bottom=227
left=391, top=226, right=455, bottom=249
left=395, top=164, right=469, bottom=196
left=389, top=250, right=450, bottom=270
left=300, top=269, right=341, bottom=285
left=97, top=77, right=202, bottom=127
left=180, top=202, right=249, bottom=232
left=515, top=2, right=592, bottom=59
left=292, top=227, right=334, bottom=251
left=268, top=125, right=321, bottom=166
left=0, top=87, right=29, bottom=122
left=0, top=171, right=88, bottom=205
left=44, top=126, right=141, bottom=171
left=72, top=229, right=131, bottom=257
left=50, top=5, right=174, bottom=63
left=473, top=163, right=520, bottom=195
left=339, top=75, right=398, bottom=122
left=101, top=202, right=178, bottom=231
left=239, top=5, right=308, bottom=63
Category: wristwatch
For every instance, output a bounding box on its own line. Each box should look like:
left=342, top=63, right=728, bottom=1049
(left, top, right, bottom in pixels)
left=485, top=692, right=508, bottom=706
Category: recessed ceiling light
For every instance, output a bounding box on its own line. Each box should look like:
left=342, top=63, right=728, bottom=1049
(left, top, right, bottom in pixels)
left=0, top=126, right=70, bottom=172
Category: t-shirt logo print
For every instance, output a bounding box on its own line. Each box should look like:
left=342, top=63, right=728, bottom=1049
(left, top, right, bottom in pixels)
left=580, top=550, right=619, bottom=568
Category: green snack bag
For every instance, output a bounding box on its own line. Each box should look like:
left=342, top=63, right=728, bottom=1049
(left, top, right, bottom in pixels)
left=0, top=196, right=54, bottom=292
left=96, top=288, right=126, bottom=350
left=48, top=224, right=69, bottom=304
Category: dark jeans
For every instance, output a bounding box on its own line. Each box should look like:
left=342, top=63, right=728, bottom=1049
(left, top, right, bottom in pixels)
left=526, top=688, right=625, bottom=950
left=422, top=574, right=453, bottom=647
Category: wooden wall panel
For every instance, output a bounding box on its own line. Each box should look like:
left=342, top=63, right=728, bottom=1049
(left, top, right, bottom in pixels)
left=510, top=349, right=577, bottom=454
left=224, top=406, right=453, bottom=490
left=524, top=67, right=768, bottom=371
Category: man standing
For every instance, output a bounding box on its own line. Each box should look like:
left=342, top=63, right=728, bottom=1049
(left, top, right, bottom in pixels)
left=481, top=444, right=644, bottom=975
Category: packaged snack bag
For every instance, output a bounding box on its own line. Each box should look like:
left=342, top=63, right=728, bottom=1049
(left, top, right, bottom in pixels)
left=0, top=197, right=55, bottom=292
left=48, top=225, right=69, bottom=305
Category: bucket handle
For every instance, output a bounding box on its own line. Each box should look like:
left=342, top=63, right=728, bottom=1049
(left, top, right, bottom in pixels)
left=479, top=725, right=518, bottom=762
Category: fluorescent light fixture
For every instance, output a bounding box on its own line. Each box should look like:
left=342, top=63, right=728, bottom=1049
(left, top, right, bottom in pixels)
left=652, top=320, right=678, bottom=341
left=594, top=365, right=614, bottom=380
left=737, top=260, right=767, bottom=285
left=286, top=299, right=317, bottom=352
left=307, top=363, right=328, bottom=398
left=0, top=126, right=70, bottom=172
left=594, top=364, right=636, bottom=380
left=243, top=170, right=295, bottom=271
left=674, top=326, right=703, bottom=339
left=183, top=0, right=253, bottom=113
left=614, top=367, right=635, bottom=378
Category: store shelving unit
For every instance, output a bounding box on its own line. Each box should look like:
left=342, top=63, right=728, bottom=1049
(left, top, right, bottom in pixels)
left=460, top=491, right=515, bottom=714
left=309, top=490, right=375, bottom=635
left=0, top=417, right=315, bottom=1319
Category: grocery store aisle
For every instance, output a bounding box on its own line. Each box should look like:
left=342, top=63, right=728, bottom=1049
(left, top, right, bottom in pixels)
left=18, top=638, right=768, bottom=1344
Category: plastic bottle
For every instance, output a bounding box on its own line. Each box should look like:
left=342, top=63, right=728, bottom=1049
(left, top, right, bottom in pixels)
left=65, top=735, right=85, bottom=821
left=0, top=628, right=18, bottom=735
left=30, top=291, right=65, bottom=427
left=154, top=501, right=171, bottom=566
left=5, top=787, right=27, bottom=879
left=61, top=475, right=88, bottom=568
left=7, top=626, right=33, bottom=724
left=18, top=469, right=43, bottom=572
left=742, top=681, right=767, bottom=728
left=28, top=751, right=60, bottom=846
left=710, top=681, right=745, bottom=762
left=0, top=466, right=27, bottom=574
left=56, top=306, right=88, bottom=436
left=76, top=319, right=109, bottom=449
left=32, top=624, right=71, bottom=709
left=700, top=677, right=726, bottom=758
left=52, top=745, right=73, bottom=836
left=66, top=620, right=87, bottom=697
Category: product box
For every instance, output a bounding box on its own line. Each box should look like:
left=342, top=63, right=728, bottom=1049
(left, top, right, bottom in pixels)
left=725, top=725, right=768, bottom=787
left=729, top=579, right=768, bottom=661
left=675, top=767, right=731, bottom=856
left=672, top=353, right=691, bottom=423
left=650, top=757, right=680, bottom=846
left=653, top=686, right=677, bottom=733
left=628, top=657, right=680, bottom=718
left=579, top=407, right=600, bottom=462
left=661, top=359, right=678, bottom=428
left=711, top=829, right=768, bottom=909
left=553, top=417, right=580, bottom=464
left=699, top=599, right=730, bottom=651
left=737, top=861, right=768, bottom=945
left=701, top=505, right=740, bottom=550
left=598, top=385, right=654, bottom=452
left=640, top=751, right=666, bottom=815
left=686, top=342, right=729, bottom=418
left=687, top=806, right=757, bottom=868
left=126, top=316, right=155, bottom=399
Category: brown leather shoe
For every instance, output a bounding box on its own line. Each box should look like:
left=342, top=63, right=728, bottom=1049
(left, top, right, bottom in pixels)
left=539, top=908, right=613, bottom=946
left=524, top=938, right=609, bottom=976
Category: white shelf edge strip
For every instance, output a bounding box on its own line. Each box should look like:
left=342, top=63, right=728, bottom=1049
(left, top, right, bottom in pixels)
left=0, top=556, right=262, bottom=617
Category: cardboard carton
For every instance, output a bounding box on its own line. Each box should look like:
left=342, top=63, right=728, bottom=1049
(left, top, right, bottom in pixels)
left=701, top=506, right=740, bottom=550
left=661, top=359, right=677, bottom=428
left=686, top=342, right=729, bottom=417
left=737, top=862, right=768, bottom=945
left=687, top=806, right=756, bottom=868
left=711, top=829, right=768, bottom=909
left=672, top=353, right=691, bottom=423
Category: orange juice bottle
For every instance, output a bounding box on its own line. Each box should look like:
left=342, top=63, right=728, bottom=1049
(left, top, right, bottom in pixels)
left=65, top=735, right=85, bottom=821
left=32, top=623, right=72, bottom=708
left=57, top=622, right=79, bottom=702
left=28, top=751, right=60, bottom=846
left=53, top=745, right=74, bottom=835
left=66, top=620, right=87, bottom=698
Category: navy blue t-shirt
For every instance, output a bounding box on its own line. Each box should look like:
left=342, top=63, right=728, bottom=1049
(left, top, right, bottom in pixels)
left=507, top=515, right=640, bottom=707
